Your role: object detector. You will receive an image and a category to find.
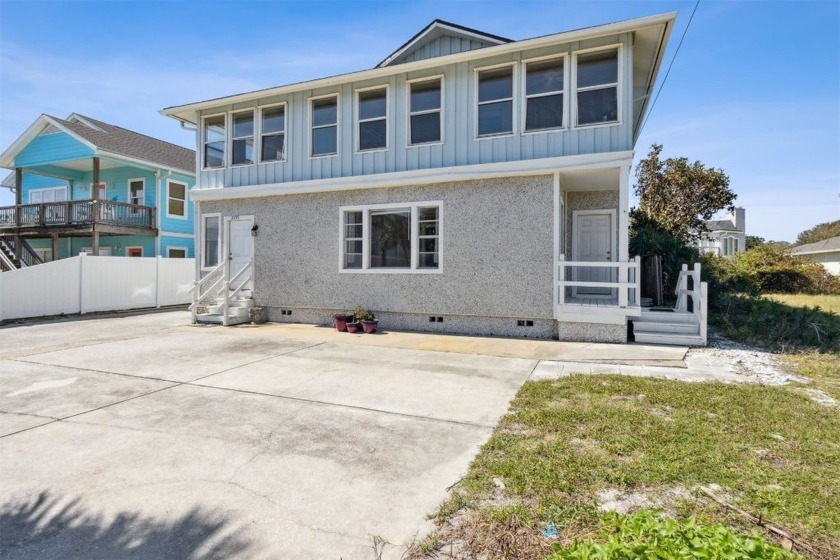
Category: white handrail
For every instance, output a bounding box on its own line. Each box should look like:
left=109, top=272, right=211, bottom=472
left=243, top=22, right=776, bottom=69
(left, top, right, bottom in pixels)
left=673, top=262, right=707, bottom=344
left=556, top=255, right=640, bottom=309
left=191, top=257, right=255, bottom=326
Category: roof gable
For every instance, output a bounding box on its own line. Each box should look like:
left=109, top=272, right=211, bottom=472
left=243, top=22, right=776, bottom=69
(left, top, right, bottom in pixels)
left=377, top=19, right=510, bottom=68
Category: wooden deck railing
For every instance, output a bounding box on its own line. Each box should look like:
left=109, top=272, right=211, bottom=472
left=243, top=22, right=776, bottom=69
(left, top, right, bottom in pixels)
left=0, top=200, right=155, bottom=230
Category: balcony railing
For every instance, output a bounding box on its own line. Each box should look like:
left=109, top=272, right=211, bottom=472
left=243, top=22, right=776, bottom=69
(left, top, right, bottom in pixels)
left=0, top=200, right=155, bottom=231
left=556, top=255, right=641, bottom=312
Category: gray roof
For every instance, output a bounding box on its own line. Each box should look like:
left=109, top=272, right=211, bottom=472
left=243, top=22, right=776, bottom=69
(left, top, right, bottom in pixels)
left=50, top=115, right=195, bottom=174
left=790, top=236, right=840, bottom=255
left=704, top=219, right=739, bottom=232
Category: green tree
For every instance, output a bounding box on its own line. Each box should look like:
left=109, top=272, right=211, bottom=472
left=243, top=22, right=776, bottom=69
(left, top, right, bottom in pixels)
left=745, top=235, right=765, bottom=250
left=795, top=219, right=840, bottom=245
left=634, top=143, right=736, bottom=242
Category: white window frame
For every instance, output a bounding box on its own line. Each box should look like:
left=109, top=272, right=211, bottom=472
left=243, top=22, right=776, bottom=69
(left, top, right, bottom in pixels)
left=309, top=93, right=340, bottom=159
left=90, top=182, right=107, bottom=199
left=258, top=102, right=287, bottom=164
left=202, top=113, right=227, bottom=169
left=166, top=179, right=188, bottom=220
left=355, top=84, right=389, bottom=153
left=406, top=75, right=445, bottom=147
left=127, top=177, right=145, bottom=205
left=474, top=62, right=517, bottom=140
left=572, top=44, right=622, bottom=129
left=29, top=186, right=68, bottom=204
left=126, top=246, right=144, bottom=257
left=338, top=200, right=443, bottom=274
left=522, top=54, right=569, bottom=135
left=201, top=212, right=222, bottom=270
left=230, top=110, right=256, bottom=167
left=167, top=246, right=188, bottom=258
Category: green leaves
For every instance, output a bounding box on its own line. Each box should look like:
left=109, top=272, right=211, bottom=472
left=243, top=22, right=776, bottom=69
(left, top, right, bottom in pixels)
left=547, top=509, right=803, bottom=560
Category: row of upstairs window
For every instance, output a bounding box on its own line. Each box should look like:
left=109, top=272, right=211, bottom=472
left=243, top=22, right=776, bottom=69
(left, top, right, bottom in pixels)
left=201, top=47, right=619, bottom=169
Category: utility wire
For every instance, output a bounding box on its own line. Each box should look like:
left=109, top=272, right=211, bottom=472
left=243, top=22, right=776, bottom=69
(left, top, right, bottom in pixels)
left=639, top=0, right=701, bottom=134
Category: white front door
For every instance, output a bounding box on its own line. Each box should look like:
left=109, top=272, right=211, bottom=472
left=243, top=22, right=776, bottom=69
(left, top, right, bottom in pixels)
left=574, top=211, right=614, bottom=297
left=228, top=216, right=255, bottom=290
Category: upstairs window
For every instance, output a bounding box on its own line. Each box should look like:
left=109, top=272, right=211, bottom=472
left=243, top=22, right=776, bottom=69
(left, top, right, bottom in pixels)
left=203, top=115, right=225, bottom=168
left=409, top=78, right=442, bottom=145
left=358, top=88, right=387, bottom=151
left=231, top=111, right=255, bottom=165
left=128, top=179, right=144, bottom=206
left=260, top=105, right=286, bottom=162
left=477, top=66, right=514, bottom=137
left=311, top=96, right=338, bottom=157
left=167, top=180, right=187, bottom=218
left=576, top=49, right=618, bottom=126
left=525, top=58, right=564, bottom=131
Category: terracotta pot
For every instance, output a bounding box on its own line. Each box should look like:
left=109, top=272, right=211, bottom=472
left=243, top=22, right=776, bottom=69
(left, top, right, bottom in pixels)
left=361, top=320, right=378, bottom=334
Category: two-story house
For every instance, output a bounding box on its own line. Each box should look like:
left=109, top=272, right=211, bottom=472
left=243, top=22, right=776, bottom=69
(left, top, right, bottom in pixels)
left=695, top=207, right=746, bottom=258
left=0, top=114, right=196, bottom=268
left=161, top=14, right=676, bottom=342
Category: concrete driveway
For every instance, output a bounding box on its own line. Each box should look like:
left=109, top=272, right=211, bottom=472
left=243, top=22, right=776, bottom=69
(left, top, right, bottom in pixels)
left=0, top=311, right=539, bottom=559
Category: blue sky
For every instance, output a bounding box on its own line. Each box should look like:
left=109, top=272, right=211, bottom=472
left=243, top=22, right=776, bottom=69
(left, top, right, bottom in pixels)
left=1, top=0, right=838, bottom=241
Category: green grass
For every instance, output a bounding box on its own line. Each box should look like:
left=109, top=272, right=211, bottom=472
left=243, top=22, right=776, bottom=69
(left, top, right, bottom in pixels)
left=419, top=375, right=840, bottom=560
left=766, top=293, right=840, bottom=315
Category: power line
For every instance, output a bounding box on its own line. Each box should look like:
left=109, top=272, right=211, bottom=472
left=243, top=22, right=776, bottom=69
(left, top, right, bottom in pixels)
left=639, top=0, right=701, bottom=134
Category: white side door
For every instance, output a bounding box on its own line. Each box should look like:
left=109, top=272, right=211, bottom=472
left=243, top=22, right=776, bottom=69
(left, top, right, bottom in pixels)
left=574, top=212, right=614, bottom=297
left=228, top=216, right=255, bottom=291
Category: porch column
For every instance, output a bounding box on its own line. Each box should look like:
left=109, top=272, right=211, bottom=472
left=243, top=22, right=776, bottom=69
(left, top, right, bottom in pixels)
left=14, top=168, right=22, bottom=259
left=618, top=164, right=630, bottom=262
left=92, top=157, right=100, bottom=256
left=51, top=233, right=59, bottom=261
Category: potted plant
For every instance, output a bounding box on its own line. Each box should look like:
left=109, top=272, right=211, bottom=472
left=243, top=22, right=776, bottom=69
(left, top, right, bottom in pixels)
left=346, top=319, right=362, bottom=333
left=355, top=306, right=378, bottom=334
left=333, top=312, right=353, bottom=332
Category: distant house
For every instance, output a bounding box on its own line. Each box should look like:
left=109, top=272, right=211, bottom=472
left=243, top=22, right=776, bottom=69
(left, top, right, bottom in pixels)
left=160, top=14, right=678, bottom=342
left=695, top=207, right=746, bottom=258
left=790, top=236, right=840, bottom=276
left=0, top=114, right=196, bottom=268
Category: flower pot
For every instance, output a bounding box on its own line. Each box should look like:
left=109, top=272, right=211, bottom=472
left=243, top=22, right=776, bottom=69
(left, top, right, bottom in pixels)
left=361, top=320, right=378, bottom=334
left=346, top=321, right=361, bottom=333
left=333, top=313, right=352, bottom=332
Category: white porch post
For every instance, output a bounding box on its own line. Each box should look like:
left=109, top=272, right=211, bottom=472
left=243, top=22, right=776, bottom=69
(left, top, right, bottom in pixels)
left=618, top=163, right=630, bottom=262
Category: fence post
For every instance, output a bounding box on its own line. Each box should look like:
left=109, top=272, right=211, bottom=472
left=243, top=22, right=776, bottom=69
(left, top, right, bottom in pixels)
left=700, top=282, right=708, bottom=346
left=155, top=255, right=162, bottom=308
left=78, top=252, right=86, bottom=314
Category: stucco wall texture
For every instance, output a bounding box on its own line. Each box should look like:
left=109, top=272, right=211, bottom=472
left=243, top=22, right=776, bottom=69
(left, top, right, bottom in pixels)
left=203, top=175, right=555, bottom=325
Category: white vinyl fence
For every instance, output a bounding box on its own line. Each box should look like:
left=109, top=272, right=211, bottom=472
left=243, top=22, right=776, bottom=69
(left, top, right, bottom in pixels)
left=0, top=254, right=195, bottom=321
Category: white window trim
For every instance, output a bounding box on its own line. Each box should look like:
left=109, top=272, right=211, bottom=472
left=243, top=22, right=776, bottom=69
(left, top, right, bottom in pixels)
left=201, top=212, right=222, bottom=271
left=338, top=200, right=443, bottom=274
left=571, top=44, right=623, bottom=130
left=230, top=109, right=256, bottom=167
left=308, top=93, right=340, bottom=159
left=127, top=177, right=145, bottom=206
left=406, top=74, right=445, bottom=148
left=90, top=182, right=107, bottom=199
left=355, top=84, right=389, bottom=153
left=28, top=185, right=68, bottom=204
left=167, top=246, right=188, bottom=258
left=258, top=102, right=288, bottom=164
left=126, top=246, right=144, bottom=257
left=202, top=113, right=227, bottom=169
left=474, top=62, right=518, bottom=140
left=165, top=179, right=189, bottom=220
left=521, top=53, right=569, bottom=135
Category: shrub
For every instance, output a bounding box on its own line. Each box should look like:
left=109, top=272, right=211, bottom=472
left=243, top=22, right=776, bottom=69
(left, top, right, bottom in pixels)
left=629, top=211, right=701, bottom=296
left=354, top=306, right=375, bottom=321
left=730, top=246, right=840, bottom=295
left=547, top=509, right=802, bottom=560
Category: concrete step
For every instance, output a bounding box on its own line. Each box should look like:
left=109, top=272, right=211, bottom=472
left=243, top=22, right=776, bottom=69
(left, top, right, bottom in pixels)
left=634, top=331, right=704, bottom=346
left=633, top=321, right=699, bottom=335
left=636, top=310, right=698, bottom=324
left=195, top=312, right=252, bottom=326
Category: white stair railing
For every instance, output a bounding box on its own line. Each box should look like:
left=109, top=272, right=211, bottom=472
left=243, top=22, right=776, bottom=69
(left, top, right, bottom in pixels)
left=557, top=255, right=641, bottom=309
left=674, top=262, right=708, bottom=345
left=189, top=258, right=255, bottom=326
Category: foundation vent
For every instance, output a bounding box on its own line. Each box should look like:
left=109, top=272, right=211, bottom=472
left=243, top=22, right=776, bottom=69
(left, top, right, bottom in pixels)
left=280, top=309, right=293, bottom=316
left=429, top=316, right=444, bottom=323
left=517, top=320, right=535, bottom=327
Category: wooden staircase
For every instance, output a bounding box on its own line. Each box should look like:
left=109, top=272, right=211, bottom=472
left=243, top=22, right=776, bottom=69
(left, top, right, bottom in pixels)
left=190, top=258, right=255, bottom=326
left=0, top=236, right=43, bottom=271
left=632, top=263, right=708, bottom=347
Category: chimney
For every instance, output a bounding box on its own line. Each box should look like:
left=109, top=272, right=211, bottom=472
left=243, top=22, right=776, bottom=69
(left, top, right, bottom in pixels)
left=730, top=207, right=745, bottom=232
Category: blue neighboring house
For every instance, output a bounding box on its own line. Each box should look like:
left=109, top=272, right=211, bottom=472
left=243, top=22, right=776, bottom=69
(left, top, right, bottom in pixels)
left=0, top=114, right=196, bottom=268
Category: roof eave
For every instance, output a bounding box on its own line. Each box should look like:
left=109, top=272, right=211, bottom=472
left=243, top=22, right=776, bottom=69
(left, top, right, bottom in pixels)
left=161, top=11, right=678, bottom=125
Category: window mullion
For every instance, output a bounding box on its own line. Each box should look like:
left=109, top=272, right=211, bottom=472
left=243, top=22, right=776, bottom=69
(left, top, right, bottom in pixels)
left=362, top=210, right=370, bottom=270
left=410, top=206, right=418, bottom=270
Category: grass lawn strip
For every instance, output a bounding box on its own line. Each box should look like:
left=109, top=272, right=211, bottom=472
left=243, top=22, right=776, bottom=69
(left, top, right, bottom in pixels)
left=413, top=374, right=839, bottom=560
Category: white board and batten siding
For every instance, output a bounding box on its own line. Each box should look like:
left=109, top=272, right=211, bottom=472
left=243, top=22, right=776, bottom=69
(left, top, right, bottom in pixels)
left=0, top=255, right=195, bottom=321
left=197, top=32, right=635, bottom=191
